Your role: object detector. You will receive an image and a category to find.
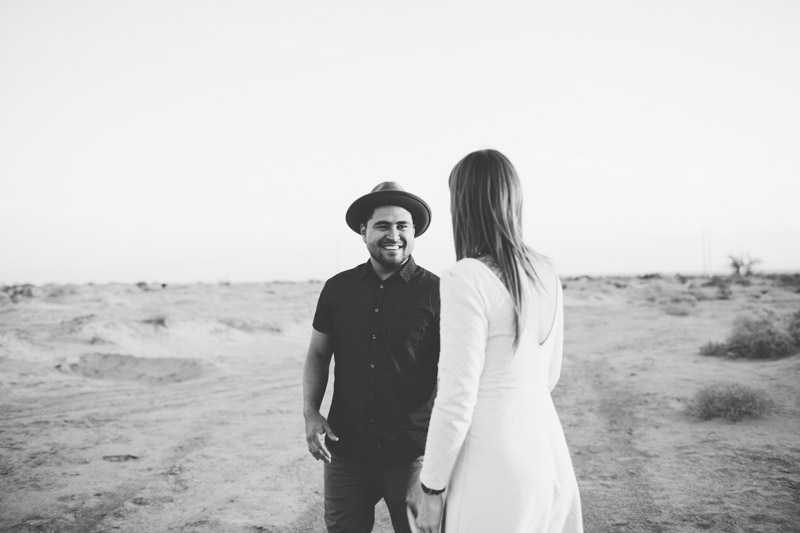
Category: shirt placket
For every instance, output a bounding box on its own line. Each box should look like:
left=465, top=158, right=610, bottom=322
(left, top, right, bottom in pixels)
left=367, top=279, right=385, bottom=463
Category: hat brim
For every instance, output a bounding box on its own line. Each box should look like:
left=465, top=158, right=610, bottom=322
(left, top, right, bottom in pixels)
left=345, top=190, right=431, bottom=237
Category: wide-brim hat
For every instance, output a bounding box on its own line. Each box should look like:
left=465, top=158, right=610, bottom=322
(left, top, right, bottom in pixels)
left=345, top=181, right=431, bottom=237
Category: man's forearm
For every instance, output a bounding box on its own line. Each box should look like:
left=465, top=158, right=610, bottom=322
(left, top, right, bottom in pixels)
left=303, top=354, right=329, bottom=416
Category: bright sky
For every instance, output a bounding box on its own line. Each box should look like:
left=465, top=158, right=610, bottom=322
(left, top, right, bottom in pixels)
left=2, top=0, right=798, bottom=284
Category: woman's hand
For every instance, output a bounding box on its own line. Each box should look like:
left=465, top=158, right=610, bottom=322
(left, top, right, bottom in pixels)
left=414, top=492, right=444, bottom=533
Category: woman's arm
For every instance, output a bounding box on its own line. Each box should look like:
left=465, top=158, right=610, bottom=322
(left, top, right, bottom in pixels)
left=419, top=261, right=488, bottom=490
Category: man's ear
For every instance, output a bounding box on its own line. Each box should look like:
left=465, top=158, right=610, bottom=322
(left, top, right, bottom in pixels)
left=360, top=223, right=367, bottom=242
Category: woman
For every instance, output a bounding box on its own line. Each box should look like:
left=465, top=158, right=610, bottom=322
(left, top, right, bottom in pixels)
left=411, top=149, right=583, bottom=532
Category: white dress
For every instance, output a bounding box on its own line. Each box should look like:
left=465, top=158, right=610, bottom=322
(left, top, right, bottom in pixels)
left=420, top=258, right=583, bottom=532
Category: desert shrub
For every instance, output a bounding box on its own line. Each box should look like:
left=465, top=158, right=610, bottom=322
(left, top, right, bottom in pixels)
left=702, top=276, right=727, bottom=288
left=639, top=273, right=661, bottom=280
left=1, top=284, right=35, bottom=303
left=699, top=342, right=729, bottom=357
left=787, top=310, right=800, bottom=347
left=716, top=283, right=732, bottom=300
left=725, top=317, right=796, bottom=359
left=765, top=273, right=800, bottom=292
left=675, top=273, right=689, bottom=284
left=663, top=305, right=691, bottom=317
left=700, top=277, right=733, bottom=298
left=142, top=316, right=167, bottom=328
left=699, top=314, right=800, bottom=360
left=691, top=290, right=711, bottom=301
left=688, top=382, right=775, bottom=422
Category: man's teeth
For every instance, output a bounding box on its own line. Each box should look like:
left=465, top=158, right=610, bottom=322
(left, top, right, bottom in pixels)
left=383, top=245, right=400, bottom=250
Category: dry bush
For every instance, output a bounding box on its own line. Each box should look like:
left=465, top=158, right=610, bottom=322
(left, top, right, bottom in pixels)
left=1, top=284, right=35, bottom=303
left=716, top=283, right=732, bottom=300
left=726, top=317, right=796, bottom=359
left=701, top=277, right=732, bottom=299
left=787, top=310, right=800, bottom=347
left=699, top=316, right=799, bottom=360
left=699, top=342, right=729, bottom=357
left=702, top=276, right=728, bottom=288
left=764, top=273, right=800, bottom=293
left=688, top=382, right=775, bottom=422
left=690, top=290, right=711, bottom=302
left=663, top=305, right=691, bottom=317
left=142, top=316, right=168, bottom=328
left=639, top=273, right=661, bottom=280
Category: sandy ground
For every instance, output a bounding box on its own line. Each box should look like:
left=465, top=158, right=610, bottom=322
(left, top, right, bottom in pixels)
left=1, top=275, right=799, bottom=532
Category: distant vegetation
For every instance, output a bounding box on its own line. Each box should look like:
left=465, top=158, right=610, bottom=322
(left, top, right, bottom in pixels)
left=727, top=252, right=762, bottom=277
left=639, top=273, right=662, bottom=280
left=688, top=382, right=775, bottom=422
left=1, top=284, right=34, bottom=303
left=142, top=316, right=168, bottom=328
left=700, top=314, right=800, bottom=360
left=763, top=273, right=800, bottom=293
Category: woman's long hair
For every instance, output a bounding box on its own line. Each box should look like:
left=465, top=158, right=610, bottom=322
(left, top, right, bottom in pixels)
left=449, top=149, right=542, bottom=347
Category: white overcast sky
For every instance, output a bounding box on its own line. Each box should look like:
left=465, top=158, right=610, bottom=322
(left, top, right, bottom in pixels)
left=1, top=0, right=798, bottom=284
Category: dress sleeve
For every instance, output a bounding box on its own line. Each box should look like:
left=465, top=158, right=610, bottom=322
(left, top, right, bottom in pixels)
left=420, top=262, right=488, bottom=490
left=548, top=277, right=564, bottom=392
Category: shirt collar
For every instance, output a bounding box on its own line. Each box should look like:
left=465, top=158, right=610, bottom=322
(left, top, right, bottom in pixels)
left=358, top=256, right=417, bottom=283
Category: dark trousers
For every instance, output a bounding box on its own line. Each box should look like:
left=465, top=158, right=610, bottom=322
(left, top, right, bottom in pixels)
left=324, top=454, right=422, bottom=533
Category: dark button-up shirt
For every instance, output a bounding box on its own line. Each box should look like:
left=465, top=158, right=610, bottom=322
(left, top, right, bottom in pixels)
left=313, top=256, right=440, bottom=466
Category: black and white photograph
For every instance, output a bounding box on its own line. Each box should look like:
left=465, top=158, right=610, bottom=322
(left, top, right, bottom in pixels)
left=1, top=1, right=799, bottom=532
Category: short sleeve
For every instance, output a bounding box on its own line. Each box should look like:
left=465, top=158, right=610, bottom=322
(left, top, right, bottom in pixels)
left=312, top=281, right=333, bottom=334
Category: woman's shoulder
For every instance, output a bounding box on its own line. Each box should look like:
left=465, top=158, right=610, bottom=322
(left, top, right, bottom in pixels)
left=445, top=257, right=500, bottom=281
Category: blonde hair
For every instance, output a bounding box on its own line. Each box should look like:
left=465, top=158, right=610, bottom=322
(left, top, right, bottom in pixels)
left=449, top=149, right=542, bottom=346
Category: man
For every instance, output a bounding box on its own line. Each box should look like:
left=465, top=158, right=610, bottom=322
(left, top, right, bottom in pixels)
left=303, top=181, right=440, bottom=533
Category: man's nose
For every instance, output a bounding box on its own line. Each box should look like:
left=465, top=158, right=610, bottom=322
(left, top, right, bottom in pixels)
left=388, top=226, right=400, bottom=240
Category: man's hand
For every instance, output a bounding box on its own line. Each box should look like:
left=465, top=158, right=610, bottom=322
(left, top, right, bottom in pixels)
left=304, top=410, right=339, bottom=463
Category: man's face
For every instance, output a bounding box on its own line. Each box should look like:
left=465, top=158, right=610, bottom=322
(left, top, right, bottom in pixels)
left=361, top=205, right=415, bottom=272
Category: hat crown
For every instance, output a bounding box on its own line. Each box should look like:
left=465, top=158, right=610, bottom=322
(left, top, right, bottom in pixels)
left=371, top=181, right=405, bottom=193
left=345, top=180, right=431, bottom=237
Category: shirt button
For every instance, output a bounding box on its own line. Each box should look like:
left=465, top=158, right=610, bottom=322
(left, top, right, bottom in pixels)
left=379, top=285, right=384, bottom=289
left=369, top=419, right=374, bottom=424
left=370, top=364, right=375, bottom=369
left=372, top=335, right=376, bottom=340
left=374, top=308, right=379, bottom=312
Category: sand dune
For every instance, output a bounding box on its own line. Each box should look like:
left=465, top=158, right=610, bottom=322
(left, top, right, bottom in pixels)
left=1, top=276, right=799, bottom=532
